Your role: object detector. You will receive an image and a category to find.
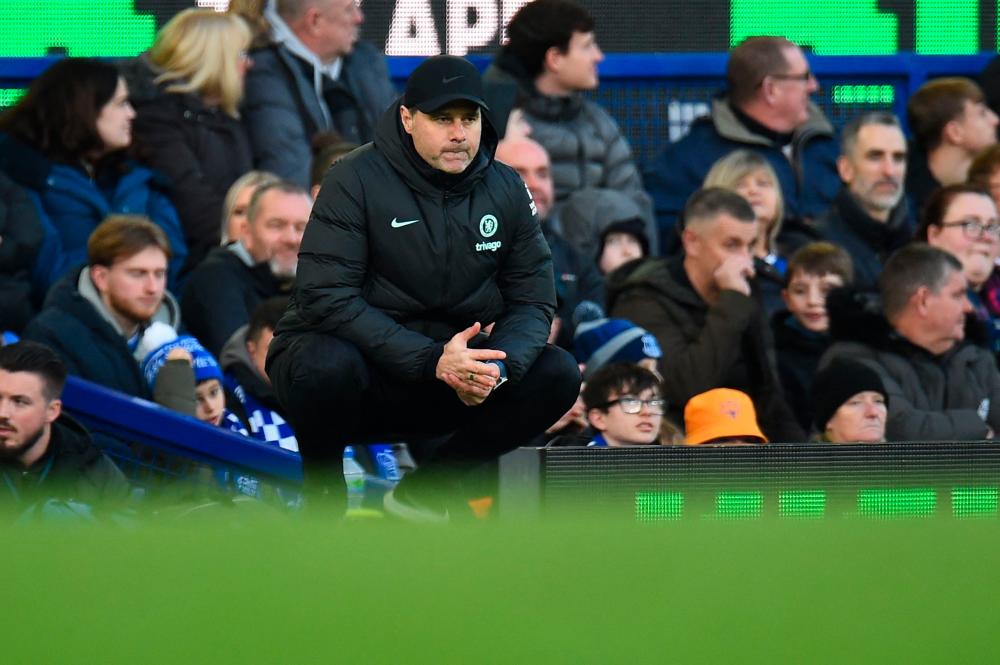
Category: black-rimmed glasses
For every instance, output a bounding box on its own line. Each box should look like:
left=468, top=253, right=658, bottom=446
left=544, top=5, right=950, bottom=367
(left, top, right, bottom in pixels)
left=939, top=217, right=1000, bottom=239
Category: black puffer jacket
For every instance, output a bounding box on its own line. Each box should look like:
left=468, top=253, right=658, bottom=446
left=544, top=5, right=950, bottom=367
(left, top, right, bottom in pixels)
left=271, top=101, right=555, bottom=384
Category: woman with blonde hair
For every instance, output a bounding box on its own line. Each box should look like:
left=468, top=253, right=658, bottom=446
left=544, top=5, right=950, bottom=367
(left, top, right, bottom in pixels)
left=704, top=149, right=788, bottom=313
left=119, top=9, right=254, bottom=271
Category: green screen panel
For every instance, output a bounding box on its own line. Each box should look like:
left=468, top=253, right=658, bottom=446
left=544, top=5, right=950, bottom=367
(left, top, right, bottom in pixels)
left=635, top=491, right=684, bottom=521
left=0, top=0, right=156, bottom=57
left=915, top=0, right=977, bottom=54
left=0, top=89, right=27, bottom=109
left=714, top=491, right=763, bottom=519
left=779, top=491, right=826, bottom=518
left=831, top=84, right=895, bottom=105
left=730, top=0, right=898, bottom=54
left=952, top=487, right=999, bottom=518
left=857, top=488, right=937, bottom=518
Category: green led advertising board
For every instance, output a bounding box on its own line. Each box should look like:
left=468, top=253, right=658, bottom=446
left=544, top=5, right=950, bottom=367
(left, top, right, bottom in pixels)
left=1, top=1, right=1000, bottom=57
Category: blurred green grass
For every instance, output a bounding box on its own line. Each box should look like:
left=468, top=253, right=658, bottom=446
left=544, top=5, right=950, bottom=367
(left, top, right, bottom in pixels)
left=4, top=515, right=998, bottom=664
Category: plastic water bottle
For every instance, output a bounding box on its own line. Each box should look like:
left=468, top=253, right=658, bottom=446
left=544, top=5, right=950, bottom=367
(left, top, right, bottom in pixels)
left=342, top=446, right=366, bottom=511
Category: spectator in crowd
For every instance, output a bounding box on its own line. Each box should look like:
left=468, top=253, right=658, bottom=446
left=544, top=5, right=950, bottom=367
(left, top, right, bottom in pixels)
left=119, top=9, right=254, bottom=270
left=573, top=315, right=662, bottom=380
left=0, top=173, right=43, bottom=333
left=495, top=136, right=605, bottom=349
left=811, top=358, right=888, bottom=443
left=644, top=36, right=839, bottom=254
left=703, top=149, right=787, bottom=314
left=142, top=335, right=249, bottom=435
left=309, top=132, right=358, bottom=198
left=966, top=148, right=1000, bottom=331
left=0, top=341, right=130, bottom=512
left=607, top=187, right=805, bottom=442
left=823, top=243, right=1000, bottom=441
left=560, top=187, right=654, bottom=275
left=683, top=388, right=767, bottom=446
left=968, top=144, right=1000, bottom=207
left=23, top=216, right=194, bottom=414
left=0, top=58, right=187, bottom=293
left=243, top=0, right=396, bottom=188
left=220, top=170, right=282, bottom=246
left=916, top=183, right=1000, bottom=355
left=266, top=56, right=580, bottom=517
left=795, top=112, right=910, bottom=294
left=182, top=180, right=307, bottom=357
left=906, top=77, right=998, bottom=218
left=220, top=297, right=298, bottom=451
left=772, top=242, right=854, bottom=433
left=581, top=363, right=664, bottom=447
left=484, top=0, right=652, bottom=224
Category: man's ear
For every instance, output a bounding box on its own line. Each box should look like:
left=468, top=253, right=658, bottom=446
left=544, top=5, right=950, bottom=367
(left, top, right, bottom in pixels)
left=836, top=154, right=855, bottom=184
left=942, top=117, right=963, bottom=147
left=911, top=285, right=931, bottom=316
left=45, top=399, right=61, bottom=425
left=90, top=264, right=110, bottom=295
left=681, top=226, right=700, bottom=258
left=400, top=105, right=414, bottom=135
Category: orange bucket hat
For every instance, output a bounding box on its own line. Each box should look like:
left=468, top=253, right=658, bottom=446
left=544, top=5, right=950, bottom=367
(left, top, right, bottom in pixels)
left=683, top=388, right=768, bottom=445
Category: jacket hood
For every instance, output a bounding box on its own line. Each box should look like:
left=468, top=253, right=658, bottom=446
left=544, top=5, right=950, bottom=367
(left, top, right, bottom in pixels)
left=606, top=256, right=701, bottom=313
left=220, top=324, right=255, bottom=374
left=711, top=96, right=834, bottom=147
left=561, top=186, right=647, bottom=253
left=117, top=54, right=163, bottom=106
left=373, top=97, right=499, bottom=196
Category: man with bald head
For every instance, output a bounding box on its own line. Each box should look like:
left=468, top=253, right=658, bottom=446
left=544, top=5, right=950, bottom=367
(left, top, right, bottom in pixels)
left=644, top=36, right=840, bottom=253
left=608, top=187, right=805, bottom=442
left=243, top=0, right=397, bottom=187
left=497, top=136, right=604, bottom=349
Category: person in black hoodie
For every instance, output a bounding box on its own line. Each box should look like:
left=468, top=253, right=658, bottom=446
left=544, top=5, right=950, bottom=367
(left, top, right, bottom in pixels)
left=771, top=242, right=854, bottom=433
left=0, top=341, right=129, bottom=517
left=266, top=56, right=580, bottom=518
left=0, top=173, right=43, bottom=332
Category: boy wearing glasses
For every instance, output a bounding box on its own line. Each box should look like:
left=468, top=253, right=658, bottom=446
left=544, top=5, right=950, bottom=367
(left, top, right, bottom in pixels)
left=582, top=363, right=664, bottom=447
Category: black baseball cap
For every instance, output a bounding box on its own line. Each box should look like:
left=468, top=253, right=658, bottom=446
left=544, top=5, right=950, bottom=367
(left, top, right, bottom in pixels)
left=403, top=55, right=490, bottom=113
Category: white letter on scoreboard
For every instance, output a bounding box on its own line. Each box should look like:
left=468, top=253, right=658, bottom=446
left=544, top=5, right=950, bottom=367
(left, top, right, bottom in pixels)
left=446, top=0, right=499, bottom=56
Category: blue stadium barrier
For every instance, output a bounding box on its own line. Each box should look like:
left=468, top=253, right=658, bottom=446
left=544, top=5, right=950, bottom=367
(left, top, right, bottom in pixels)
left=61, top=375, right=303, bottom=485
left=1, top=53, right=996, bottom=162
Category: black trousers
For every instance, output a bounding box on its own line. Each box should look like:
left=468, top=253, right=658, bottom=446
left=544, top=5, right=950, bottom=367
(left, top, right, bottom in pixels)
left=267, top=332, right=581, bottom=502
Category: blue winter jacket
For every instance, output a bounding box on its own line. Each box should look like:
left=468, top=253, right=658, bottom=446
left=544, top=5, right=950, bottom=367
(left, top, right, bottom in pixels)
left=644, top=97, right=841, bottom=255
left=0, top=133, right=188, bottom=294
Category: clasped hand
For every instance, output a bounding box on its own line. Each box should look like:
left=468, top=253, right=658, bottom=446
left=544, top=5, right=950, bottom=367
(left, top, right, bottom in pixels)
left=436, top=322, right=506, bottom=406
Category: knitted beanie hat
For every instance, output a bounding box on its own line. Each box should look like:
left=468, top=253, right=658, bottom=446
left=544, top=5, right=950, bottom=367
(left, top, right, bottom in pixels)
left=573, top=317, right=662, bottom=379
left=142, top=334, right=223, bottom=389
left=811, top=358, right=888, bottom=432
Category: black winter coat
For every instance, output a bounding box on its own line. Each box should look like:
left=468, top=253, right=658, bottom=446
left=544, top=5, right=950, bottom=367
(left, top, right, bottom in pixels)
left=0, top=172, right=43, bottom=331
left=272, top=101, right=555, bottom=384
left=1, top=415, right=130, bottom=510
left=772, top=310, right=831, bottom=434
left=119, top=57, right=254, bottom=270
